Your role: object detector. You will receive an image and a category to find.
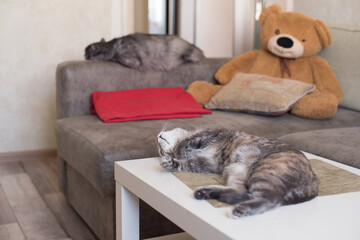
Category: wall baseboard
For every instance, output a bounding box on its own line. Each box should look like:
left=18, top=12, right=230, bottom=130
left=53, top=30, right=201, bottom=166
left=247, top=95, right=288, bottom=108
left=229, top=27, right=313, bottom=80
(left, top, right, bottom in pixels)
left=0, top=149, right=57, bottom=163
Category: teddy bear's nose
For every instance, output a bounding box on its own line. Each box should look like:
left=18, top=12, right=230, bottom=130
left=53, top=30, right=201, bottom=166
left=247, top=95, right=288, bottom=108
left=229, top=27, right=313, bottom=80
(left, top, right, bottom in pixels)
left=277, top=37, right=294, bottom=48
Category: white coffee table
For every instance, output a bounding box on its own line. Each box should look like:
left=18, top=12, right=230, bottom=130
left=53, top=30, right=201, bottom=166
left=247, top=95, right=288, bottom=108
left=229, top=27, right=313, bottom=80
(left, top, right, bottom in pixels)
left=114, top=152, right=360, bottom=240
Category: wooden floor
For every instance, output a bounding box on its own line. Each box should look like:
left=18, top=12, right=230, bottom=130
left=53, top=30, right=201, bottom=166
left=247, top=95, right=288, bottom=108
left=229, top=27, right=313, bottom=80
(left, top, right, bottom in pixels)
left=0, top=156, right=98, bottom=240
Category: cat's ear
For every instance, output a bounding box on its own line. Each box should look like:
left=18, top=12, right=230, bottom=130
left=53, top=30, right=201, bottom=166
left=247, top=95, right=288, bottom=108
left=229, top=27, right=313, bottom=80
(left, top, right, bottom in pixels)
left=90, top=44, right=98, bottom=51
left=100, top=38, right=105, bottom=43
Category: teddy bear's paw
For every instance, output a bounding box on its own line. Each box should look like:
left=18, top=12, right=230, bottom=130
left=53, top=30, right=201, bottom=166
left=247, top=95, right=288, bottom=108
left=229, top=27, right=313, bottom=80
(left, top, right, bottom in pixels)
left=186, top=81, right=222, bottom=106
left=291, top=91, right=339, bottom=119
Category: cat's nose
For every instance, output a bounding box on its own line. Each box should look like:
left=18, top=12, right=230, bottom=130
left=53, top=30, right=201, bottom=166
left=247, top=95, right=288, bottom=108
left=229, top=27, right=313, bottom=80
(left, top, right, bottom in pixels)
left=157, top=133, right=163, bottom=142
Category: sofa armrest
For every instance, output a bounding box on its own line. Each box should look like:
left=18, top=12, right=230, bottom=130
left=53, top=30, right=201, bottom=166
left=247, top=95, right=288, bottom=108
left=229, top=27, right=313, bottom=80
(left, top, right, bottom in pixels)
left=56, top=58, right=229, bottom=119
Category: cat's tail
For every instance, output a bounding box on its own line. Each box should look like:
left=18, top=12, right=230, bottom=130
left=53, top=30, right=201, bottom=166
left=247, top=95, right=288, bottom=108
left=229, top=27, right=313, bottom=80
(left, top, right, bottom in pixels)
left=230, top=196, right=281, bottom=219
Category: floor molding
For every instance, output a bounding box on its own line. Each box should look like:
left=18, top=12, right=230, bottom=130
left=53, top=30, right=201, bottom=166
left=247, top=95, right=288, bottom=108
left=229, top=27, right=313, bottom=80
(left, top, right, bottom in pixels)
left=0, top=149, right=57, bottom=163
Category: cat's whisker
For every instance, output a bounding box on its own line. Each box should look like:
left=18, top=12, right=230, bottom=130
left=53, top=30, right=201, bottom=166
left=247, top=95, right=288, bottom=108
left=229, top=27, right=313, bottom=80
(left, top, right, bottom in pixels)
left=161, top=123, right=169, bottom=132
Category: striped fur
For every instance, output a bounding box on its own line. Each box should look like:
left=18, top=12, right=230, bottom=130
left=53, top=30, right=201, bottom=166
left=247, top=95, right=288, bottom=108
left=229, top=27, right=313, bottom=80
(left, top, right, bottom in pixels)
left=157, top=128, right=319, bottom=218
left=85, top=33, right=204, bottom=71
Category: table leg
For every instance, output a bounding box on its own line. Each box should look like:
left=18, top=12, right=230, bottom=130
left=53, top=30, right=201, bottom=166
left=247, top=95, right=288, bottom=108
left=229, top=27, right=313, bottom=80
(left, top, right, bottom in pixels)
left=116, top=183, right=139, bottom=240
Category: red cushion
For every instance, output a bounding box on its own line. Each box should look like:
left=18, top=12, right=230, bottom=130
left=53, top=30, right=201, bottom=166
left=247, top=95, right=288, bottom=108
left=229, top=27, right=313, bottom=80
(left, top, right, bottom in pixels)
left=91, top=87, right=211, bottom=122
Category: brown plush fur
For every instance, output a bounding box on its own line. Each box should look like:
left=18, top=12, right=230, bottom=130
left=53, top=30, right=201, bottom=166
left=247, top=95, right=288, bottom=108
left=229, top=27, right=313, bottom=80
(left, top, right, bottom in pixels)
left=187, top=4, right=343, bottom=119
left=186, top=81, right=222, bottom=106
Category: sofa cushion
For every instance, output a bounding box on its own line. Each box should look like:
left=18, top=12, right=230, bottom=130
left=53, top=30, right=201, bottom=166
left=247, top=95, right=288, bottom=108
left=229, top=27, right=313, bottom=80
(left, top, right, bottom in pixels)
left=56, top=108, right=360, bottom=196
left=56, top=107, right=360, bottom=197
left=319, top=24, right=360, bottom=111
left=205, top=73, right=315, bottom=115
left=279, top=127, right=360, bottom=169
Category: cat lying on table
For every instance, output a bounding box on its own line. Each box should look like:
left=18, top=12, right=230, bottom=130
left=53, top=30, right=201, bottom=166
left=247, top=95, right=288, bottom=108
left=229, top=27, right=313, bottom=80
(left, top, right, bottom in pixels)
left=157, top=128, right=318, bottom=218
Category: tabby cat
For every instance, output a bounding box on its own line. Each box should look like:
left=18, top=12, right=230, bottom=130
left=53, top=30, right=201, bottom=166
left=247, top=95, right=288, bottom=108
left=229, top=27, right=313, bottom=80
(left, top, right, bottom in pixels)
left=84, top=33, right=204, bottom=71
left=157, top=128, right=319, bottom=218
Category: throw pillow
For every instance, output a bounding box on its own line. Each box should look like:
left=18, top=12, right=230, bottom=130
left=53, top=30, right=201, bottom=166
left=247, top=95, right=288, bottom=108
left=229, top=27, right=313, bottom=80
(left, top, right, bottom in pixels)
left=91, top=87, right=212, bottom=122
left=205, top=73, right=315, bottom=115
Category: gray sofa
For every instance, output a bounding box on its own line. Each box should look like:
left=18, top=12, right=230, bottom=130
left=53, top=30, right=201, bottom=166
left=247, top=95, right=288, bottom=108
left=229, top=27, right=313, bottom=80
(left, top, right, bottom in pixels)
left=56, top=24, right=360, bottom=240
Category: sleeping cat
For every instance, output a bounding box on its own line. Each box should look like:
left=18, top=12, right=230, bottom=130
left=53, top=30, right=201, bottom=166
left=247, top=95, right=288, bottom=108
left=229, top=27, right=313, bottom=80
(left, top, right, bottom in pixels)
left=157, top=128, right=319, bottom=218
left=84, top=33, right=204, bottom=71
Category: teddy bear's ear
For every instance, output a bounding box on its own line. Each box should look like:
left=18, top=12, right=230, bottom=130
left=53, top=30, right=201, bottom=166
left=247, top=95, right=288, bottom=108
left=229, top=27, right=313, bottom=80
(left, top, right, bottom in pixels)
left=259, top=4, right=282, bottom=26
left=315, top=20, right=332, bottom=47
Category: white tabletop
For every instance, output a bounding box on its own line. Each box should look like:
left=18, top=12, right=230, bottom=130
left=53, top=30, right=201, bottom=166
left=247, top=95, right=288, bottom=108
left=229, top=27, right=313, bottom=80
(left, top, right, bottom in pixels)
left=115, top=152, right=360, bottom=240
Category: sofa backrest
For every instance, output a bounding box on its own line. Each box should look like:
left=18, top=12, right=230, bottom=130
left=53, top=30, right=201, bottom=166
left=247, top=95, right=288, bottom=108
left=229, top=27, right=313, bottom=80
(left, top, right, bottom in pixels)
left=56, top=58, right=229, bottom=119
left=319, top=23, right=360, bottom=111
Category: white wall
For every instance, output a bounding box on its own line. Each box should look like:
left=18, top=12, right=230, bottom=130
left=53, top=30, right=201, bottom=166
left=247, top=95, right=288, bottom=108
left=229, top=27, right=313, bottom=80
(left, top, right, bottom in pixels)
left=234, top=0, right=256, bottom=56
left=294, top=0, right=360, bottom=26
left=0, top=0, right=121, bottom=153
left=178, top=0, right=253, bottom=58
left=195, top=0, right=235, bottom=58
left=177, top=0, right=293, bottom=58
left=177, top=0, right=196, bottom=44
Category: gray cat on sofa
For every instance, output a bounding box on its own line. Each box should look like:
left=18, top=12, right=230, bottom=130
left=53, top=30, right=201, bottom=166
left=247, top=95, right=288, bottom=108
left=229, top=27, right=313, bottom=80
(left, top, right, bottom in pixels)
left=85, top=33, right=204, bottom=71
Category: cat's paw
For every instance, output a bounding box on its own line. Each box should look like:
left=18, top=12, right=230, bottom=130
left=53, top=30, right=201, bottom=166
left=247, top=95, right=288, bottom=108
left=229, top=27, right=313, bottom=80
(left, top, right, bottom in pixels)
left=193, top=186, right=220, bottom=200
left=230, top=204, right=251, bottom=219
left=160, top=157, right=178, bottom=171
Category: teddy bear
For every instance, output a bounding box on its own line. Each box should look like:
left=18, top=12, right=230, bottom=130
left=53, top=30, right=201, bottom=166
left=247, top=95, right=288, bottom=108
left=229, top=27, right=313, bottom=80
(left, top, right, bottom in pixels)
left=187, top=4, right=343, bottom=119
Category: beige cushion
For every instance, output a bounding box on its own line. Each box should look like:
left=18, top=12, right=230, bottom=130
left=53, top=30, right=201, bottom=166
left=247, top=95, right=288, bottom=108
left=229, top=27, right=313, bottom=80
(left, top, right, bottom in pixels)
left=205, top=73, right=315, bottom=115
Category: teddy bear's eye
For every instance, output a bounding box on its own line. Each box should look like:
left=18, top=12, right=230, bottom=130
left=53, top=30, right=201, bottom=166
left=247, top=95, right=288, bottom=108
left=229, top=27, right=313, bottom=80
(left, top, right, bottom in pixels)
left=302, top=39, right=306, bottom=42
left=275, top=29, right=280, bottom=35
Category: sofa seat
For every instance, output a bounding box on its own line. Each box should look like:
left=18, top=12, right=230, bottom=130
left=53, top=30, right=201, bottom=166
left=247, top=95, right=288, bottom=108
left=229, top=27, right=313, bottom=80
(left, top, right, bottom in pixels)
left=279, top=127, right=360, bottom=168
left=56, top=107, right=360, bottom=198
